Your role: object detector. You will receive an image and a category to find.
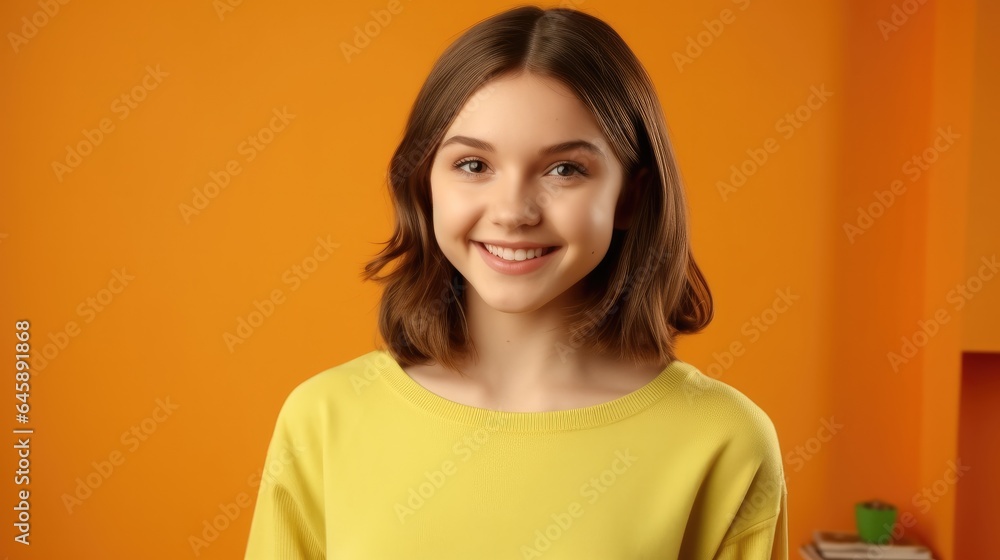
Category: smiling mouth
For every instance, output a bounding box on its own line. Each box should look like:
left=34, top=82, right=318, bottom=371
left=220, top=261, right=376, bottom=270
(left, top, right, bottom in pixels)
left=477, top=242, right=558, bottom=261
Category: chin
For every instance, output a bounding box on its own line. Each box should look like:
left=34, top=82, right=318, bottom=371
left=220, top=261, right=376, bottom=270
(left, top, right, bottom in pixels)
left=467, top=282, right=553, bottom=314
left=484, top=290, right=551, bottom=312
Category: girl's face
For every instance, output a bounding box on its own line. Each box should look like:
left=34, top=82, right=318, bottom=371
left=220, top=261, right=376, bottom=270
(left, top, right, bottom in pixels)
left=429, top=72, right=629, bottom=313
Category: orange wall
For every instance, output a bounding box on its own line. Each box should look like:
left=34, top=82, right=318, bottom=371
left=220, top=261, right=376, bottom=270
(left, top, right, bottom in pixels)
left=0, top=0, right=988, bottom=558
left=963, top=0, right=1000, bottom=352
left=827, top=0, right=930, bottom=554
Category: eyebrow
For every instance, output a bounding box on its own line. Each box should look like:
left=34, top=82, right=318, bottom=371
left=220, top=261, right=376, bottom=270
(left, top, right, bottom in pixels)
left=438, top=135, right=607, bottom=160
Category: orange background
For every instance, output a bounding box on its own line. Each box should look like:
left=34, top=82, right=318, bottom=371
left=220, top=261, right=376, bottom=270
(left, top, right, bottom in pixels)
left=1, top=0, right=996, bottom=558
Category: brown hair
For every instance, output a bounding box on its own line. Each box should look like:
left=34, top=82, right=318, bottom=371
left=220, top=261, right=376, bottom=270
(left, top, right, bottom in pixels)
left=361, top=5, right=713, bottom=373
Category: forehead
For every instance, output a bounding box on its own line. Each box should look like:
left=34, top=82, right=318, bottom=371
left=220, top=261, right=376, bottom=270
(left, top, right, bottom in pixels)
left=442, top=73, right=608, bottom=150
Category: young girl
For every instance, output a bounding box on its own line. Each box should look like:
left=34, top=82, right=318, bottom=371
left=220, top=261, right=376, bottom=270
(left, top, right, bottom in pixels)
left=245, top=6, right=787, bottom=559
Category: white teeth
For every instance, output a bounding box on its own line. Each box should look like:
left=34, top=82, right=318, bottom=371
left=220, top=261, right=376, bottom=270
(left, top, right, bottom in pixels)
left=484, top=243, right=549, bottom=261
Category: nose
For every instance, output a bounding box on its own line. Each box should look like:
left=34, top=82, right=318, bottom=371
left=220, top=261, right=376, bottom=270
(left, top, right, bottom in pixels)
left=487, top=173, right=543, bottom=230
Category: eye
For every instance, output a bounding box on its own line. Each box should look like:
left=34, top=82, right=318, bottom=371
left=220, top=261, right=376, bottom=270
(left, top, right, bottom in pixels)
left=451, top=158, right=590, bottom=179
left=454, top=158, right=489, bottom=176
left=548, top=162, right=588, bottom=178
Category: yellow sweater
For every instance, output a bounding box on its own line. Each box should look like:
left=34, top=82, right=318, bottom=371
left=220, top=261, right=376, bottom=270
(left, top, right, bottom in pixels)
left=244, top=350, right=788, bottom=559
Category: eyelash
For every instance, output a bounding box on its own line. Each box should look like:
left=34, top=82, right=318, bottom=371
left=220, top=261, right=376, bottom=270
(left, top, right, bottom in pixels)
left=452, top=158, right=589, bottom=179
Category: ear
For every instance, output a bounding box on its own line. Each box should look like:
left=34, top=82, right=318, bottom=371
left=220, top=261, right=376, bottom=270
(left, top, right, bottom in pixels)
left=614, top=167, right=649, bottom=230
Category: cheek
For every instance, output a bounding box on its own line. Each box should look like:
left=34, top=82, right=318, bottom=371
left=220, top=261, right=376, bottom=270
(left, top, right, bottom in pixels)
left=549, top=189, right=619, bottom=244
left=430, top=176, right=478, bottom=239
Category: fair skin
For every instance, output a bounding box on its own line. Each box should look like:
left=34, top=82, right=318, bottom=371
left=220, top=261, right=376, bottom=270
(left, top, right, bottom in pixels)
left=404, top=72, right=666, bottom=413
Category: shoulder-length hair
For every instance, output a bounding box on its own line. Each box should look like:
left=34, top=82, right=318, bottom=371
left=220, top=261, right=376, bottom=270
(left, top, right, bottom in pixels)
left=361, top=5, right=713, bottom=373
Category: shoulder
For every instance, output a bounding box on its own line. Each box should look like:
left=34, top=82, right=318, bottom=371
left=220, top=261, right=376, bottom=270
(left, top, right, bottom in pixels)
left=273, top=349, right=394, bottom=428
left=668, top=360, right=782, bottom=460
left=669, top=361, right=787, bottom=531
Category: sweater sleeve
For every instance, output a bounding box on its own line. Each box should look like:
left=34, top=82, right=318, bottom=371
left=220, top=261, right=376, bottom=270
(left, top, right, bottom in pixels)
left=713, top=393, right=789, bottom=560
left=713, top=480, right=788, bottom=560
left=244, top=383, right=326, bottom=560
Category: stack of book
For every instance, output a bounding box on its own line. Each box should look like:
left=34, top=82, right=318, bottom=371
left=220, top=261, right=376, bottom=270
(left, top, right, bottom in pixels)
left=799, top=530, right=935, bottom=560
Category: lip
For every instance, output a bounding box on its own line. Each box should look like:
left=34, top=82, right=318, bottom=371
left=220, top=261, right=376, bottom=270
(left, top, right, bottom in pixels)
left=475, top=239, right=556, bottom=250
left=474, top=241, right=559, bottom=275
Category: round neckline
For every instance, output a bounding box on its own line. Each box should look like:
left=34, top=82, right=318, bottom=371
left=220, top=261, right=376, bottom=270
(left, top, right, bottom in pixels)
left=372, top=350, right=690, bottom=433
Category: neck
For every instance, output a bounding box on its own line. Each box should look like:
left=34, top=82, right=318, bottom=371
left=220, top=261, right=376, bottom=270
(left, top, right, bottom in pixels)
left=453, top=280, right=611, bottom=396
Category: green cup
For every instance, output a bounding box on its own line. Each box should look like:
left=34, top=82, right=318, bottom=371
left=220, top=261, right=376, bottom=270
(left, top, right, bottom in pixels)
left=855, top=500, right=898, bottom=544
